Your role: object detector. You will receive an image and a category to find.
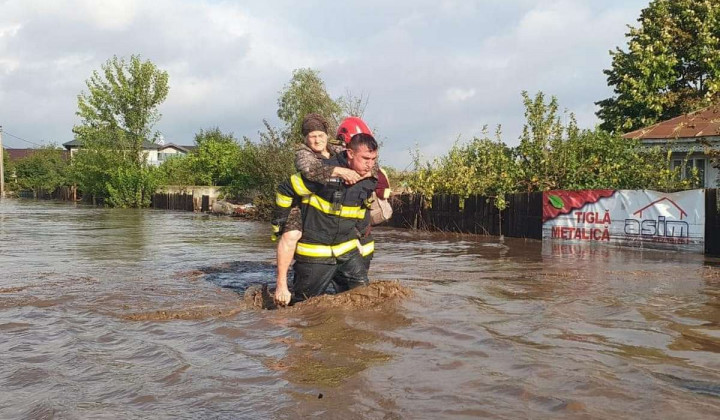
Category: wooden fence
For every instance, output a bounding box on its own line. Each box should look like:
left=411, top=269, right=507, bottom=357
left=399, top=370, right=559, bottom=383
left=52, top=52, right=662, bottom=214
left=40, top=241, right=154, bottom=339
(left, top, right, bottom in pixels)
left=17, top=186, right=76, bottom=200
left=392, top=190, right=720, bottom=254
left=150, top=193, right=195, bottom=212
left=387, top=192, right=543, bottom=240
left=706, top=189, right=720, bottom=256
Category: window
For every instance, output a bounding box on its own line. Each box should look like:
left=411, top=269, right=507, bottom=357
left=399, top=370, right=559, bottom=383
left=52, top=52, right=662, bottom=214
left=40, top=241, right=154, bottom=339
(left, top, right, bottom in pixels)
left=158, top=152, right=177, bottom=162
left=672, top=158, right=706, bottom=187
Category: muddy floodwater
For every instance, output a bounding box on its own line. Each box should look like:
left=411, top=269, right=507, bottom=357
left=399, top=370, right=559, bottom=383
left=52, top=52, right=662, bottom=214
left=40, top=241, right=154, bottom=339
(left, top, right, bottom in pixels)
left=2, top=199, right=720, bottom=419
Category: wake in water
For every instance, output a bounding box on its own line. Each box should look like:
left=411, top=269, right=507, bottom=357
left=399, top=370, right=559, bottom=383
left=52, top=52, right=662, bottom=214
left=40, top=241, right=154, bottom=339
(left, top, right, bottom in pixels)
left=244, top=280, right=412, bottom=311
left=118, top=261, right=412, bottom=320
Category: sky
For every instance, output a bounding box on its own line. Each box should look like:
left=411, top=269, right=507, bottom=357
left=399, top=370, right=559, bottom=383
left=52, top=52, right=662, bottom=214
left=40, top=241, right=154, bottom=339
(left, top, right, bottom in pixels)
left=0, top=0, right=651, bottom=169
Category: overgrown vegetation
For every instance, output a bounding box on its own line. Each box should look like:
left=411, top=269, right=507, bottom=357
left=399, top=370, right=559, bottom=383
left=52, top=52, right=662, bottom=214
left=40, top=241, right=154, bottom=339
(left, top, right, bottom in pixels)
left=12, top=145, right=69, bottom=197
left=10, top=51, right=704, bottom=215
left=405, top=92, right=696, bottom=210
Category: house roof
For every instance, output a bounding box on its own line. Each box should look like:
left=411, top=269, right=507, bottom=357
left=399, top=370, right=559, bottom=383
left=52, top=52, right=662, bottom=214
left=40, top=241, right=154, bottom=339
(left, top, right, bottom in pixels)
left=4, top=148, right=70, bottom=161
left=62, top=139, right=161, bottom=150
left=158, top=143, right=192, bottom=153
left=623, top=106, right=720, bottom=140
left=5, top=148, right=36, bottom=161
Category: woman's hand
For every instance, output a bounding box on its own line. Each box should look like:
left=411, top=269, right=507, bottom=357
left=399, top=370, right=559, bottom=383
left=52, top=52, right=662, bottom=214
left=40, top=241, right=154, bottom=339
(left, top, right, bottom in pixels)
left=334, top=167, right=362, bottom=185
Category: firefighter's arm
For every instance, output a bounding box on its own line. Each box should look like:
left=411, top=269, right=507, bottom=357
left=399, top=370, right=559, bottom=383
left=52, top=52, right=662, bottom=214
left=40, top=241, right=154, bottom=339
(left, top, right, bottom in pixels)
left=271, top=178, right=297, bottom=241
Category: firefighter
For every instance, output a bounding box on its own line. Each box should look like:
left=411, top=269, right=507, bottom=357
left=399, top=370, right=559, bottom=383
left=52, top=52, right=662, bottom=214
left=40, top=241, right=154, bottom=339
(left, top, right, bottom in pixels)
left=272, top=133, right=379, bottom=304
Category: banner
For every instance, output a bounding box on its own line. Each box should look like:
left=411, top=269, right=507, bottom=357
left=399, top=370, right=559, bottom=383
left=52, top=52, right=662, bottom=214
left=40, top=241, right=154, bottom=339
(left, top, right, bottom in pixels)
left=542, top=189, right=705, bottom=252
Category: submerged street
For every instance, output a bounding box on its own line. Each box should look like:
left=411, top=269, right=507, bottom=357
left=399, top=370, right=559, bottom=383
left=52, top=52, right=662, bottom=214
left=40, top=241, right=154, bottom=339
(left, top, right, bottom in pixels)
left=1, top=199, right=720, bottom=419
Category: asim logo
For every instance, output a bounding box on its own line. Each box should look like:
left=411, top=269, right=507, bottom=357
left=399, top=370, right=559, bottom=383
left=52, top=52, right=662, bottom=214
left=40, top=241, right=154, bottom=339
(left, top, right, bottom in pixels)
left=624, top=197, right=689, bottom=244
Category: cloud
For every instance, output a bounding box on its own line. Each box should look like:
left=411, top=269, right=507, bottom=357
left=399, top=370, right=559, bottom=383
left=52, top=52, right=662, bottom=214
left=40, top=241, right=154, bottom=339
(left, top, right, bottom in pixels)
left=0, top=0, right=650, bottom=168
left=445, top=88, right=477, bottom=103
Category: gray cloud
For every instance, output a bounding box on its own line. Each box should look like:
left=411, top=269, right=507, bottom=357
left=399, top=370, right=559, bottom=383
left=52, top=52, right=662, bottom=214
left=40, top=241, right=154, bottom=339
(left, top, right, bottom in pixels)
left=0, top=0, right=649, bottom=168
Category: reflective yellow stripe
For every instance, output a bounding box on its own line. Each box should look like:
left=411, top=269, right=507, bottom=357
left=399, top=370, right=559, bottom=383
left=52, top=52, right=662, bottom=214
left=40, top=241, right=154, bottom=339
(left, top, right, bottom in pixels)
left=332, top=239, right=359, bottom=256
left=301, top=194, right=366, bottom=219
left=296, top=242, right=333, bottom=257
left=358, top=241, right=375, bottom=256
left=296, top=239, right=360, bottom=258
left=290, top=173, right=312, bottom=196
left=276, top=193, right=293, bottom=208
left=271, top=224, right=280, bottom=233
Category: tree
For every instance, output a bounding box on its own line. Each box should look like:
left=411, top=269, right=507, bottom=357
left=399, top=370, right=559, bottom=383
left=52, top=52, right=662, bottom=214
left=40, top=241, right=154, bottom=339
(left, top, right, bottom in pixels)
left=2, top=148, right=12, bottom=190
left=277, top=68, right=342, bottom=142
left=14, top=146, right=69, bottom=196
left=516, top=91, right=568, bottom=192
left=155, top=151, right=197, bottom=187
left=190, top=128, right=243, bottom=186
left=337, top=89, right=369, bottom=119
left=74, top=55, right=169, bottom=163
left=69, top=129, right=157, bottom=207
left=225, top=121, right=296, bottom=216
left=597, top=0, right=720, bottom=132
left=71, top=55, right=169, bottom=207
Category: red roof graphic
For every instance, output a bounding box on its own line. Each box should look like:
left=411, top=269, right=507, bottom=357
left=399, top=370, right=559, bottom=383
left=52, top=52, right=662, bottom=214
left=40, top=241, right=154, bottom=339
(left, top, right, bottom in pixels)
left=543, top=190, right=616, bottom=222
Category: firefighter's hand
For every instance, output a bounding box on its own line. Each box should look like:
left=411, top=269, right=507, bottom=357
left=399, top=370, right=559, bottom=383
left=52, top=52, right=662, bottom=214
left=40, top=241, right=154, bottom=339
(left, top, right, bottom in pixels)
left=274, top=285, right=291, bottom=306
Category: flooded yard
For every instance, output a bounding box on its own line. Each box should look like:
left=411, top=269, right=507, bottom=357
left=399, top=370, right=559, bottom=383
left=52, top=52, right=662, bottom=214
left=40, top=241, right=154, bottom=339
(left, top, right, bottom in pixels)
left=1, top=199, right=720, bottom=419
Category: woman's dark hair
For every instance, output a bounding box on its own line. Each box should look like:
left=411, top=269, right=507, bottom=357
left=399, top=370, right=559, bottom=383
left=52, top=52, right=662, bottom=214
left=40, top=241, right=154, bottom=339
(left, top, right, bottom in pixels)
left=348, top=133, right=378, bottom=151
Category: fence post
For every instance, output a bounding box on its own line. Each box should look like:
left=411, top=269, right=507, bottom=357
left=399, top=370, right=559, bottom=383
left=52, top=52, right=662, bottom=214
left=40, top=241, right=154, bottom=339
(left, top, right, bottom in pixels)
left=705, top=189, right=718, bottom=255
left=201, top=195, right=210, bottom=212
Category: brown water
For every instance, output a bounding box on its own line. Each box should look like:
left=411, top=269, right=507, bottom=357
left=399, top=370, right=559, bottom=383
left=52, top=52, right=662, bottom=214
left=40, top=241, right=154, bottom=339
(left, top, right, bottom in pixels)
left=2, top=199, right=720, bottom=419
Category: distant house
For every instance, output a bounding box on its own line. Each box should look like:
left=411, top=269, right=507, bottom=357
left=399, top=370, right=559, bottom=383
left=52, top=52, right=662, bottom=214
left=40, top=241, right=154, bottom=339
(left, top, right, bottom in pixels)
left=157, top=143, right=194, bottom=165
left=5, top=148, right=70, bottom=162
left=62, top=140, right=194, bottom=166
left=6, top=148, right=39, bottom=161
left=623, top=106, right=720, bottom=188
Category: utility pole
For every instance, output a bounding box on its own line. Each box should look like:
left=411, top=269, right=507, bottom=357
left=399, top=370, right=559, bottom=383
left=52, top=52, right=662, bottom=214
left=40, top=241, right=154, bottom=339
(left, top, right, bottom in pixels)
left=0, top=125, right=4, bottom=199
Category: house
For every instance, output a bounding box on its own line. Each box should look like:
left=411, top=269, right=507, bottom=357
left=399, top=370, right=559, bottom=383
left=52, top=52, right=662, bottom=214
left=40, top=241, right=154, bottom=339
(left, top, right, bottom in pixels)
left=62, top=140, right=194, bottom=166
left=623, top=106, right=720, bottom=188
left=156, top=143, right=195, bottom=165
left=4, top=148, right=70, bottom=162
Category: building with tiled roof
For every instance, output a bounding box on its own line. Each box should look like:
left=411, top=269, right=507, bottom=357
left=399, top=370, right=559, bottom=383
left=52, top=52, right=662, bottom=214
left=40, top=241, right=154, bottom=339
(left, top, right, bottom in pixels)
left=623, top=106, right=720, bottom=188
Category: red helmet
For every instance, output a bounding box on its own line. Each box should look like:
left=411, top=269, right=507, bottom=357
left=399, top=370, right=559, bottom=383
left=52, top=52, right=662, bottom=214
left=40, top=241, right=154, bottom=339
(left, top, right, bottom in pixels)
left=336, top=117, right=373, bottom=145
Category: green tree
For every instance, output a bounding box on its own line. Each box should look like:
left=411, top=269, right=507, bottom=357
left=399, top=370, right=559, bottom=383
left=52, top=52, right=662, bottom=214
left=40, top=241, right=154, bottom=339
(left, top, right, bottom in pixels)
left=71, top=55, right=169, bottom=207
left=406, top=127, right=521, bottom=211
left=14, top=146, right=69, bottom=197
left=516, top=91, right=568, bottom=192
left=597, top=0, right=720, bottom=132
left=189, top=128, right=243, bottom=186
left=74, top=54, right=169, bottom=163
left=70, top=129, right=157, bottom=207
left=277, top=68, right=342, bottom=142
left=155, top=151, right=197, bottom=187
left=225, top=121, right=295, bottom=216
left=2, top=148, right=12, bottom=190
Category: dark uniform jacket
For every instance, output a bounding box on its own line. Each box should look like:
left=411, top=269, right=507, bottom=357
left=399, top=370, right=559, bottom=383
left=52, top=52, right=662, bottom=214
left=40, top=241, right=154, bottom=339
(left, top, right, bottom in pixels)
left=273, top=153, right=378, bottom=264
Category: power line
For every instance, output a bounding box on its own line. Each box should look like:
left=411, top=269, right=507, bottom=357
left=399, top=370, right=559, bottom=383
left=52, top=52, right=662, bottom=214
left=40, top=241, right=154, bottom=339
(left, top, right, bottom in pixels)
left=1, top=130, right=45, bottom=148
